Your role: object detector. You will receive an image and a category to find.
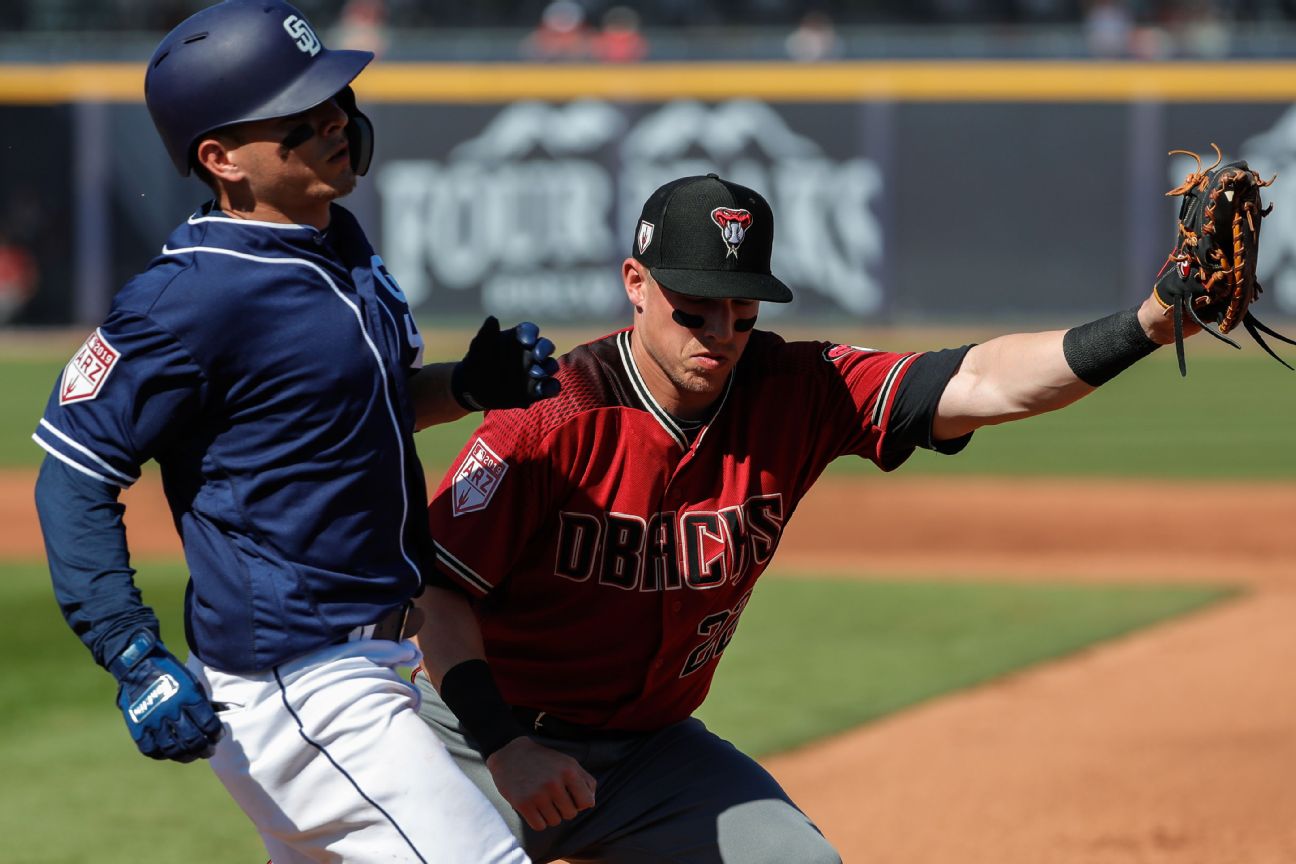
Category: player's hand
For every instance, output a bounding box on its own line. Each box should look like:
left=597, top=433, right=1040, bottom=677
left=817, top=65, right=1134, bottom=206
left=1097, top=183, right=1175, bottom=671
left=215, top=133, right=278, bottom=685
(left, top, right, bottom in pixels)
left=485, top=736, right=596, bottom=831
left=1144, top=273, right=1203, bottom=345
left=108, top=630, right=223, bottom=763
left=451, top=316, right=561, bottom=411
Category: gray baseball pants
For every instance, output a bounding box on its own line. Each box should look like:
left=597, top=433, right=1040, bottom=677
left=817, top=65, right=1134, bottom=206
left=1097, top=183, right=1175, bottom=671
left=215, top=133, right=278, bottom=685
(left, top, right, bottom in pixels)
left=415, top=676, right=841, bottom=864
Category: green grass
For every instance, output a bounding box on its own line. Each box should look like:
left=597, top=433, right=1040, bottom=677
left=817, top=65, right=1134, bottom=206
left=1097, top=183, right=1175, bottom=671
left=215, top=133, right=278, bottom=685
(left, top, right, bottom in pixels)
left=0, top=559, right=1233, bottom=862
left=2, top=359, right=62, bottom=466
left=694, top=575, right=1235, bottom=756
left=5, top=350, right=1293, bottom=477
left=413, top=414, right=482, bottom=477
left=0, top=560, right=265, bottom=864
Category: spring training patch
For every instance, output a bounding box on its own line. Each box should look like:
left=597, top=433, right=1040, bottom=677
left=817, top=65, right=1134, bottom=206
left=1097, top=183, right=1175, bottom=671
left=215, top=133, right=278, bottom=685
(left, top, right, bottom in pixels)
left=59, top=328, right=120, bottom=405
left=451, top=438, right=509, bottom=517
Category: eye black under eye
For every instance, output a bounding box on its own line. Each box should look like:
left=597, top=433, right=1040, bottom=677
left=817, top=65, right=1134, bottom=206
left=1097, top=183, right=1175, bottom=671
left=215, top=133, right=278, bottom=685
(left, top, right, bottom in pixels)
left=279, top=122, right=316, bottom=151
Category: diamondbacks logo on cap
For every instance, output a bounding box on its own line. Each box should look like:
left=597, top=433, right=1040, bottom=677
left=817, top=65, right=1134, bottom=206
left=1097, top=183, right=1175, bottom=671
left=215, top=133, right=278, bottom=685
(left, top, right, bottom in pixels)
left=711, top=208, right=753, bottom=259
left=451, top=438, right=509, bottom=517
left=637, top=220, right=654, bottom=255
left=60, top=328, right=119, bottom=405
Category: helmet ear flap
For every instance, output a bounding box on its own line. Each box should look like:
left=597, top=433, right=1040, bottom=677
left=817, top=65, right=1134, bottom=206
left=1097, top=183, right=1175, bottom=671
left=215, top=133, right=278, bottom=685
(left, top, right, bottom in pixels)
left=336, top=86, right=373, bottom=176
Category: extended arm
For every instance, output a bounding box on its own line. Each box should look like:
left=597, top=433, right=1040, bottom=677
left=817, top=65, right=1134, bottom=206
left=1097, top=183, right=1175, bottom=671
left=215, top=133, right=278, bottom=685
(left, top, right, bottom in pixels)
left=413, top=586, right=597, bottom=829
left=409, top=318, right=560, bottom=432
left=932, top=292, right=1187, bottom=441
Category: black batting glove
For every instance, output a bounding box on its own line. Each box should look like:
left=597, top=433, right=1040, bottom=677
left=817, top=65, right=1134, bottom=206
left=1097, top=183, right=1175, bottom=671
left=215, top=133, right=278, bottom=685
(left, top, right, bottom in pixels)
left=451, top=316, right=561, bottom=411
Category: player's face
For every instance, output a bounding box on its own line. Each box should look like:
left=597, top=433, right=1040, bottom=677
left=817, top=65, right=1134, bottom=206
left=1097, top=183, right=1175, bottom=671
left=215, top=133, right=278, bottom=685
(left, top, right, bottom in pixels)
left=631, top=266, right=758, bottom=418
left=204, top=98, right=356, bottom=224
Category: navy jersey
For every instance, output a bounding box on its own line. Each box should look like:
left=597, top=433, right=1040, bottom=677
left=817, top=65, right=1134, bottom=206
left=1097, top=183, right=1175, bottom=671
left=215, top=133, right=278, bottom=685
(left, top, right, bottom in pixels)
left=34, top=203, right=428, bottom=672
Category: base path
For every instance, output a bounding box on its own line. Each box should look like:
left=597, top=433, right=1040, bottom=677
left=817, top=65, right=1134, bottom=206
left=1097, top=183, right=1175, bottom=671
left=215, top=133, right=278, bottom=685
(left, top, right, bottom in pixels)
left=767, top=476, right=1296, bottom=864
left=6, top=470, right=1295, bottom=863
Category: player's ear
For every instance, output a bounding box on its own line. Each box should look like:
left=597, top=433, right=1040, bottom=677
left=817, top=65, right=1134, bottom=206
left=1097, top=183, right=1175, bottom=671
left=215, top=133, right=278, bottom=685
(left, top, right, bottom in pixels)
left=623, top=258, right=650, bottom=311
left=194, top=135, right=245, bottom=185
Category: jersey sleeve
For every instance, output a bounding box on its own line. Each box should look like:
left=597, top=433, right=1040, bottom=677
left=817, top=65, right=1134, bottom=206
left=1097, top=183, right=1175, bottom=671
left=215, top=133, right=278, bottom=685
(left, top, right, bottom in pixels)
left=34, top=455, right=158, bottom=668
left=32, top=311, right=206, bottom=488
left=808, top=342, right=970, bottom=471
left=427, top=407, right=554, bottom=598
left=879, top=345, right=976, bottom=462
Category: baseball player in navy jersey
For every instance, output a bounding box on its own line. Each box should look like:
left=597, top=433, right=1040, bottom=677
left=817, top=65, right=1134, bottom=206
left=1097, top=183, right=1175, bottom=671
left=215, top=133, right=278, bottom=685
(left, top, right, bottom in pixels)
left=32, top=2, right=553, bottom=862
left=408, top=173, right=1203, bottom=863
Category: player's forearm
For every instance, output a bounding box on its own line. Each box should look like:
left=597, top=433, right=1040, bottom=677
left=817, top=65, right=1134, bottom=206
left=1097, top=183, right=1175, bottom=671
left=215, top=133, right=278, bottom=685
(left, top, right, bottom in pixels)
left=409, top=363, right=471, bottom=431
left=933, top=299, right=1167, bottom=439
left=33, top=456, right=159, bottom=667
left=933, top=329, right=1093, bottom=438
left=412, top=585, right=529, bottom=757
left=411, top=585, right=487, bottom=687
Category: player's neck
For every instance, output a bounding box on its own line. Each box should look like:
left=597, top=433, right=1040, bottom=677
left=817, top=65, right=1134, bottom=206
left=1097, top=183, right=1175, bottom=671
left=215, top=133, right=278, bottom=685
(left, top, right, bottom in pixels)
left=215, top=190, right=332, bottom=230
left=628, top=329, right=725, bottom=422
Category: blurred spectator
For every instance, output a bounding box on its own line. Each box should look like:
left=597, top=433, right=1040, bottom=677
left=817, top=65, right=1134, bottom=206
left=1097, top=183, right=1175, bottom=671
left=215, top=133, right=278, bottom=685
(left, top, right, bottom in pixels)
left=1171, top=0, right=1232, bottom=57
left=331, top=0, right=390, bottom=58
left=521, top=0, right=591, bottom=61
left=1128, top=22, right=1173, bottom=58
left=0, top=234, right=37, bottom=324
left=1084, top=0, right=1134, bottom=56
left=591, top=6, right=648, bottom=63
left=785, top=11, right=842, bottom=62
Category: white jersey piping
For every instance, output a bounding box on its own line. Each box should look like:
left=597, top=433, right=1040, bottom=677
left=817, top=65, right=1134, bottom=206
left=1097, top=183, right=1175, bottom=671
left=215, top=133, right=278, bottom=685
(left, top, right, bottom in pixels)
left=161, top=242, right=420, bottom=581
left=32, top=433, right=129, bottom=488
left=36, top=418, right=139, bottom=485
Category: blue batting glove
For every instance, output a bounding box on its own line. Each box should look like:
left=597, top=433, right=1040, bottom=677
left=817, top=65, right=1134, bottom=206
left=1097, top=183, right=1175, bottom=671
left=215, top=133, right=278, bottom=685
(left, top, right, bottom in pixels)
left=451, top=316, right=562, bottom=410
left=108, top=630, right=223, bottom=763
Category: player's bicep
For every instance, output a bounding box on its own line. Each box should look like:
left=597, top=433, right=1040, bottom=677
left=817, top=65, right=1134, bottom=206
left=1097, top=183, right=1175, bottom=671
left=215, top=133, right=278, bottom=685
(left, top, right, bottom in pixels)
left=32, top=315, right=205, bottom=485
left=881, top=347, right=974, bottom=458
left=820, top=345, right=964, bottom=469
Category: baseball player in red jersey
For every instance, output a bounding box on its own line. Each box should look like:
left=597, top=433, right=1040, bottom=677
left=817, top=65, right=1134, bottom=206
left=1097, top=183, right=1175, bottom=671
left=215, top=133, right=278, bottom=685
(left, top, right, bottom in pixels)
left=410, top=174, right=1199, bottom=863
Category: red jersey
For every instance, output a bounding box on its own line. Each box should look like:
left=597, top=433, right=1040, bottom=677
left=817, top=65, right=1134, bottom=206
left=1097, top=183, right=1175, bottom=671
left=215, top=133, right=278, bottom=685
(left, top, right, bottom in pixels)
left=429, top=328, right=962, bottom=731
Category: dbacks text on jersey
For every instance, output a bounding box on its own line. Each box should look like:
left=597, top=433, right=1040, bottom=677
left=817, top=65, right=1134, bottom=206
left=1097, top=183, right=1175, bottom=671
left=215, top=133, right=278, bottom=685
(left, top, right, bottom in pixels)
left=553, top=493, right=784, bottom=592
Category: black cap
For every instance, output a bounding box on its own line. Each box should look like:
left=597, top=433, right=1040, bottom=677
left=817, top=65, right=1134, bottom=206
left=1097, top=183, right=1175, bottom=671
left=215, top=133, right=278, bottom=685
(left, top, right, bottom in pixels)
left=631, top=174, right=793, bottom=303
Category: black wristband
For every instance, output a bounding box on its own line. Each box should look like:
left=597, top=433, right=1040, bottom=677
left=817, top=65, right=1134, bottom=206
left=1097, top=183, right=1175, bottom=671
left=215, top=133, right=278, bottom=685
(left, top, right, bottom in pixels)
left=1062, top=308, right=1160, bottom=387
left=439, top=659, right=527, bottom=758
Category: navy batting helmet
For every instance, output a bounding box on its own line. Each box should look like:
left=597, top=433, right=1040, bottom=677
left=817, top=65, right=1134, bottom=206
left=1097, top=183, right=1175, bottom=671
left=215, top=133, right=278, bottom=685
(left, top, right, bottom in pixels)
left=145, top=0, right=375, bottom=177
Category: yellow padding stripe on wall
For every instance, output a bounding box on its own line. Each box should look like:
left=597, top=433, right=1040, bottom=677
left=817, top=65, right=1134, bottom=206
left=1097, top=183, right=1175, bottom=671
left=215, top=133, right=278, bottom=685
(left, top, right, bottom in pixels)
left=2, top=61, right=1295, bottom=104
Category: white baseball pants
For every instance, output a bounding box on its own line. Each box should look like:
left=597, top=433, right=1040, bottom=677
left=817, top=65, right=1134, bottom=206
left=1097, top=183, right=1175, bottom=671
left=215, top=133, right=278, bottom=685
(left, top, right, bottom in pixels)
left=188, top=638, right=529, bottom=864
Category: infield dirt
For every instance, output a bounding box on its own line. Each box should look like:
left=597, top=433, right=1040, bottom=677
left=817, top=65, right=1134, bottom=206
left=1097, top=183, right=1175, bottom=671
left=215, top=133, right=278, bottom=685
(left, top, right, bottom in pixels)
left=6, top=471, right=1294, bottom=863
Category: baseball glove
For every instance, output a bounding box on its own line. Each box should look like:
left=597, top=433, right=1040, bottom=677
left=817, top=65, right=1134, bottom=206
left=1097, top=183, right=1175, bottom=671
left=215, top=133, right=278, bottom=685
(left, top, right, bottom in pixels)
left=1153, top=143, right=1293, bottom=375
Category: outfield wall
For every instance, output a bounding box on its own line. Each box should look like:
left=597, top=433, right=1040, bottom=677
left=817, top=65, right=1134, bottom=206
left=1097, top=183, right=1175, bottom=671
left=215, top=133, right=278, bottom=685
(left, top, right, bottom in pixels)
left=4, top=62, right=1296, bottom=326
